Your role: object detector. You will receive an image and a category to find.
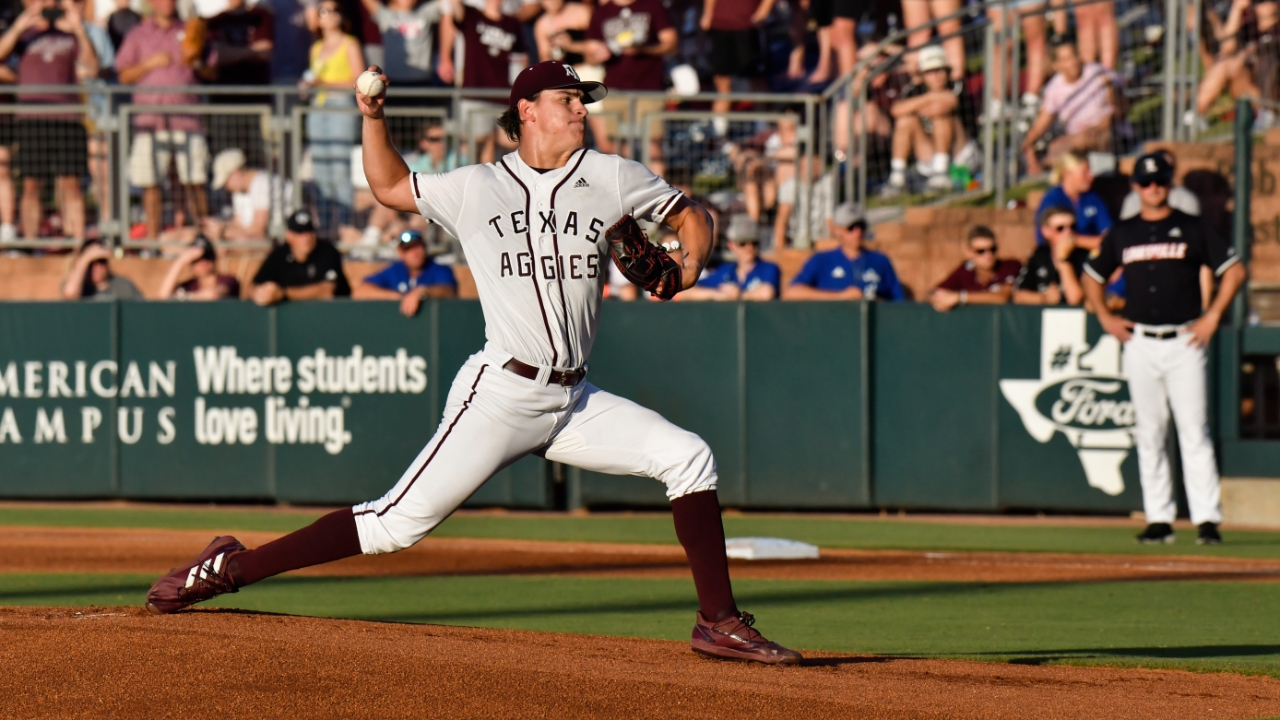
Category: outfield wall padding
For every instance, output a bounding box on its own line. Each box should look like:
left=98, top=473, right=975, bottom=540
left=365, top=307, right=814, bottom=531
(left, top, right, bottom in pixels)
left=0, top=300, right=1267, bottom=511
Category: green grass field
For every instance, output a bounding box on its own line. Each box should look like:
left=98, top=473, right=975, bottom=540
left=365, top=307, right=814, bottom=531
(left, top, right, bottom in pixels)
left=5, top=504, right=1280, bottom=679
left=7, top=504, right=1280, bottom=558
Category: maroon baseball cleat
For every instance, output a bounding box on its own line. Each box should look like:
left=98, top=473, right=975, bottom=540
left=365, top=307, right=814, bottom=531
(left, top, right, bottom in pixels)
left=145, top=536, right=246, bottom=614
left=690, top=611, right=803, bottom=665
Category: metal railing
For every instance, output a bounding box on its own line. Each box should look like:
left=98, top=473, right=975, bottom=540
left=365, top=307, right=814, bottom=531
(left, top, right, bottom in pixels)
left=826, top=0, right=1186, bottom=210
left=0, top=84, right=823, bottom=253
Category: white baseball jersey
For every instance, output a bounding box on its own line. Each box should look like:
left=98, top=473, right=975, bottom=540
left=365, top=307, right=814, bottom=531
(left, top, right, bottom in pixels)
left=351, top=148, right=715, bottom=555
left=410, top=148, right=684, bottom=369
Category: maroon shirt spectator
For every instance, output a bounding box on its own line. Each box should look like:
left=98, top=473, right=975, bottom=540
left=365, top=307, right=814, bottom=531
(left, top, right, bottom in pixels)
left=937, top=258, right=1022, bottom=292
left=0, top=1, right=98, bottom=241
left=586, top=0, right=672, bottom=91
left=116, top=16, right=201, bottom=132
left=931, top=225, right=1021, bottom=312
left=203, top=0, right=274, bottom=85
left=458, top=3, right=523, bottom=88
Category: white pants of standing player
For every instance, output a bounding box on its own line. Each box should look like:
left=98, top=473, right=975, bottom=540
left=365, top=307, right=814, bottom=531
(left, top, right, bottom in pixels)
left=352, top=345, right=718, bottom=554
left=1123, top=325, right=1222, bottom=526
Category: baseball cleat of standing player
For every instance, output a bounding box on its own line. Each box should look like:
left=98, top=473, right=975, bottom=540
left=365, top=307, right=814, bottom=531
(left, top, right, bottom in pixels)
left=146, top=536, right=246, bottom=614
left=142, top=61, right=802, bottom=665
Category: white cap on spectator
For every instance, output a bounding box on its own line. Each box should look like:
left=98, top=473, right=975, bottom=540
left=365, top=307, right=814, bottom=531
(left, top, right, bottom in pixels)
left=918, top=45, right=948, bottom=73
left=724, top=215, right=759, bottom=243
left=212, top=149, right=247, bottom=190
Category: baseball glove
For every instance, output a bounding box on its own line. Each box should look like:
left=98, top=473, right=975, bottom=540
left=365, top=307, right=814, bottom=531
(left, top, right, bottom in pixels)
left=605, top=215, right=682, bottom=300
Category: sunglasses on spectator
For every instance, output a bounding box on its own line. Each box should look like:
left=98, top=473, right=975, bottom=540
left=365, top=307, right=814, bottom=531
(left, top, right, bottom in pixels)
left=318, top=6, right=337, bottom=15
left=1047, top=223, right=1076, bottom=233
left=972, top=246, right=997, bottom=255
left=423, top=135, right=445, bottom=142
left=1136, top=178, right=1170, bottom=188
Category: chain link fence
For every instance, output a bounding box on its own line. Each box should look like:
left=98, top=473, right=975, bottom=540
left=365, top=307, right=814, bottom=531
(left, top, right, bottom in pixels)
left=830, top=0, right=1185, bottom=210
left=0, top=84, right=823, bottom=256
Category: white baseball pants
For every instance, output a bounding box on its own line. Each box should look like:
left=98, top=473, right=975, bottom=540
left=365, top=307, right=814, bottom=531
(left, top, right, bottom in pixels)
left=352, top=346, right=718, bottom=555
left=1124, top=326, right=1222, bottom=526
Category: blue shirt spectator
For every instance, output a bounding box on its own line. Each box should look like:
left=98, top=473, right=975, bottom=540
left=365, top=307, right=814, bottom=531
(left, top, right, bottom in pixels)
left=682, top=217, right=779, bottom=301
left=362, top=257, right=456, bottom=293
left=788, top=204, right=904, bottom=301
left=697, top=260, right=781, bottom=296
left=1034, top=150, right=1112, bottom=247
left=353, top=230, right=457, bottom=316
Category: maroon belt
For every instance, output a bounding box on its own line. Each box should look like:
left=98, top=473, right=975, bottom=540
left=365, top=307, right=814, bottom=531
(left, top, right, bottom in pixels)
left=503, top=358, right=586, bottom=387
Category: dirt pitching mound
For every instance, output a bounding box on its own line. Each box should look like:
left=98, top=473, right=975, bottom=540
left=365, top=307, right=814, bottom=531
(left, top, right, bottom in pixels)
left=2, top=606, right=1279, bottom=720
left=7, top=526, right=1280, bottom=582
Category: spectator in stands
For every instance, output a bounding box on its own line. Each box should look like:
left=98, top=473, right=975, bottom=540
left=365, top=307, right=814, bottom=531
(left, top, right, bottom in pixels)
left=930, top=225, right=1021, bottom=312
left=533, top=0, right=591, bottom=65
left=359, top=119, right=452, bottom=250
left=1119, top=149, right=1199, bottom=220
left=987, top=0, right=1050, bottom=122
left=158, top=235, right=242, bottom=300
left=116, top=0, right=208, bottom=240
left=195, top=0, right=273, bottom=85
left=1021, top=40, right=1117, bottom=176
left=1033, top=150, right=1112, bottom=250
left=105, top=0, right=141, bottom=51
left=583, top=0, right=676, bottom=174
left=439, top=0, right=525, bottom=164
left=1067, top=0, right=1117, bottom=70
left=302, top=0, right=364, bottom=231
left=204, top=148, right=292, bottom=243
left=360, top=0, right=443, bottom=88
left=192, top=0, right=274, bottom=168
left=267, top=0, right=314, bottom=84
left=250, top=209, right=351, bottom=305
left=1014, top=205, right=1088, bottom=306
left=0, top=0, right=99, bottom=242
left=681, top=216, right=780, bottom=301
left=352, top=230, right=456, bottom=315
left=1195, top=0, right=1278, bottom=124
left=787, top=204, right=905, bottom=301
left=902, top=0, right=964, bottom=83
left=881, top=45, right=967, bottom=197
left=700, top=0, right=774, bottom=119
left=62, top=240, right=143, bottom=300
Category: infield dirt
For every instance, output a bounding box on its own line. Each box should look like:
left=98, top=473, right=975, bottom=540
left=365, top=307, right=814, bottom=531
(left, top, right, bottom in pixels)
left=3, top=605, right=1279, bottom=719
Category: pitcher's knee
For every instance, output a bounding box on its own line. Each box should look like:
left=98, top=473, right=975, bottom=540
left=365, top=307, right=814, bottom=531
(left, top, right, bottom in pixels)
left=352, top=502, right=439, bottom=555
left=659, top=432, right=718, bottom=500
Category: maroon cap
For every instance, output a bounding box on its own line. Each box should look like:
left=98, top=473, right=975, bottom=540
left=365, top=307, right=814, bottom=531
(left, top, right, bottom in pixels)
left=509, top=61, right=607, bottom=108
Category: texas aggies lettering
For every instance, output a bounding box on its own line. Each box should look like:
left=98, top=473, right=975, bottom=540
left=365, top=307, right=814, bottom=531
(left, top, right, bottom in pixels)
left=409, top=147, right=683, bottom=369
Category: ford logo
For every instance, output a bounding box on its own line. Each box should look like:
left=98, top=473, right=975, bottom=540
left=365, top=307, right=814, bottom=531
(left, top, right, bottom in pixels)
left=1033, top=377, right=1135, bottom=431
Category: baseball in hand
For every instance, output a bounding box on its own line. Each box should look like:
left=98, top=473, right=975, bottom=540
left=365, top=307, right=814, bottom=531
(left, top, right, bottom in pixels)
left=356, top=70, right=386, bottom=98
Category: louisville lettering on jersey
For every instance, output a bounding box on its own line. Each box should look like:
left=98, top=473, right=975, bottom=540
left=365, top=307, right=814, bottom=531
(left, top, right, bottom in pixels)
left=1122, top=242, right=1188, bottom=264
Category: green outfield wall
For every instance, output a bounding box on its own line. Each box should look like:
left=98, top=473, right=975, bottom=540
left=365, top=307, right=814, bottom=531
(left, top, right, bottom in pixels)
left=0, top=300, right=1267, bottom=512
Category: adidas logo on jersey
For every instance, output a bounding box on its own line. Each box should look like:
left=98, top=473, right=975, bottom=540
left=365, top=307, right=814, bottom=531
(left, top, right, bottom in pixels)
left=574, top=178, right=589, bottom=188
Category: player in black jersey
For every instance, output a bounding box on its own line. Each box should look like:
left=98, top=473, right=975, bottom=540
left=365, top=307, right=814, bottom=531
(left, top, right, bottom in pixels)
left=1082, top=152, right=1246, bottom=545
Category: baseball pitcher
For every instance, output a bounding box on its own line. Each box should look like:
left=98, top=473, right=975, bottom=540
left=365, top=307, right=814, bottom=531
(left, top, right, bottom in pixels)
left=146, top=61, right=801, bottom=665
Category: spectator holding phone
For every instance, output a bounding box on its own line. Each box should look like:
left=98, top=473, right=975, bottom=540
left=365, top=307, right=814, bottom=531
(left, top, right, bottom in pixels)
left=0, top=0, right=99, bottom=242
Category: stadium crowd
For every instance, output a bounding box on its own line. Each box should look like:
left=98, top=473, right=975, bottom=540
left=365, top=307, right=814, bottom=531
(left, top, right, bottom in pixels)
left=0, top=0, right=1250, bottom=312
